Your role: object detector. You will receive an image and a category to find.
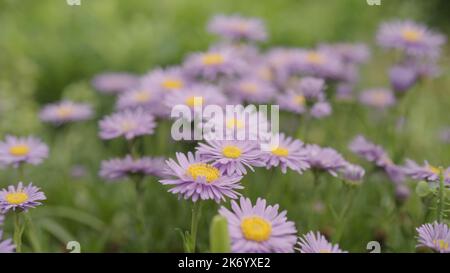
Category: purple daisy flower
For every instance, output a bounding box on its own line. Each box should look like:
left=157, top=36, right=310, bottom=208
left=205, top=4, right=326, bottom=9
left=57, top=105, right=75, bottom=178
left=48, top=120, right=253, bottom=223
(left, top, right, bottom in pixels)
left=226, top=77, right=276, bottom=104
left=92, top=72, right=139, bottom=94
left=0, top=136, right=49, bottom=168
left=349, top=135, right=388, bottom=165
left=183, top=48, right=246, bottom=81
left=100, top=155, right=166, bottom=181
left=207, top=14, right=267, bottom=42
left=377, top=20, right=446, bottom=57
left=297, top=231, right=347, bottom=253
left=261, top=133, right=310, bottom=174
left=291, top=49, right=345, bottom=80
left=304, top=144, right=347, bottom=176
left=219, top=197, right=297, bottom=253
left=310, top=101, right=332, bottom=119
left=165, top=84, right=227, bottom=121
left=40, top=100, right=93, bottom=125
left=319, top=43, right=370, bottom=65
left=389, top=65, right=418, bottom=93
left=211, top=43, right=262, bottom=65
left=359, top=88, right=396, bottom=109
left=277, top=91, right=307, bottom=114
left=203, top=106, right=271, bottom=142
left=196, top=140, right=264, bottom=176
left=0, top=182, right=46, bottom=213
left=116, top=86, right=167, bottom=117
left=416, top=222, right=450, bottom=253
left=340, top=163, right=365, bottom=183
left=160, top=152, right=243, bottom=203
left=385, top=164, right=407, bottom=184
left=403, top=159, right=449, bottom=183
left=349, top=135, right=406, bottom=184
left=295, top=77, right=326, bottom=101
left=265, top=48, right=299, bottom=86
left=140, top=67, right=189, bottom=93
left=98, top=108, right=156, bottom=140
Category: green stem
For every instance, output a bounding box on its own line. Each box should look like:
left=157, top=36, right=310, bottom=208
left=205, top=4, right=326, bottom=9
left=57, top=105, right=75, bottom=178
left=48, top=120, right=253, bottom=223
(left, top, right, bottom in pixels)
left=437, top=168, right=445, bottom=223
left=132, top=176, right=147, bottom=251
left=24, top=213, right=42, bottom=253
left=334, top=182, right=357, bottom=242
left=188, top=201, right=202, bottom=253
left=128, top=139, right=139, bottom=158
left=18, top=164, right=25, bottom=181
left=13, top=212, right=25, bottom=253
left=296, top=113, right=311, bottom=142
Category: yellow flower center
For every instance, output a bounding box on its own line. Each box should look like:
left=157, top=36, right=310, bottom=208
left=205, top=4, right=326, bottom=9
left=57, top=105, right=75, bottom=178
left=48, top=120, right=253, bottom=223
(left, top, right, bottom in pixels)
left=319, top=249, right=331, bottom=253
left=226, top=118, right=244, bottom=129
left=372, top=92, right=389, bottom=105
left=231, top=22, right=250, bottom=32
left=185, top=96, right=204, bottom=108
left=258, top=67, right=273, bottom=81
left=306, top=52, right=325, bottom=64
left=295, top=95, right=306, bottom=105
left=202, top=53, right=225, bottom=66
left=162, top=78, right=183, bottom=90
left=271, top=146, right=289, bottom=157
left=402, top=28, right=422, bottom=42
left=240, top=82, right=258, bottom=94
left=186, top=163, right=220, bottom=183
left=120, top=121, right=137, bottom=132
left=133, top=91, right=151, bottom=103
left=5, top=192, right=29, bottom=205
left=241, top=216, right=272, bottom=242
left=222, top=145, right=242, bottom=159
left=428, top=165, right=440, bottom=174
left=433, top=239, right=449, bottom=251
left=56, top=106, right=74, bottom=118
left=9, top=144, right=30, bottom=156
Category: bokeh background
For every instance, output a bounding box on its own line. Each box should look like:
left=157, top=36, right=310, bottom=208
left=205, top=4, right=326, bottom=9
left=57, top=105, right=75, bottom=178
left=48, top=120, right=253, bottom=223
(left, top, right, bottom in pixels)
left=0, top=0, right=449, bottom=252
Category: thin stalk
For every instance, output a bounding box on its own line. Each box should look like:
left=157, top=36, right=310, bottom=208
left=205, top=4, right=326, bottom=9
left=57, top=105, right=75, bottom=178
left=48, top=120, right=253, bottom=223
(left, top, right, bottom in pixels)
left=128, top=139, right=139, bottom=159
left=132, top=176, right=147, bottom=251
left=333, top=182, right=357, bottom=242
left=17, top=164, right=25, bottom=181
left=437, top=168, right=445, bottom=223
left=187, top=201, right=202, bottom=253
left=13, top=212, right=25, bottom=253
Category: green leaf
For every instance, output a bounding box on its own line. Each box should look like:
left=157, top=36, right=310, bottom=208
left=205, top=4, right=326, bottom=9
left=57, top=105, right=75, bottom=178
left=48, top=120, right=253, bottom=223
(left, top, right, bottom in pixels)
left=416, top=181, right=431, bottom=197
left=209, top=215, right=230, bottom=253
left=36, top=206, right=104, bottom=231
left=39, top=219, right=74, bottom=244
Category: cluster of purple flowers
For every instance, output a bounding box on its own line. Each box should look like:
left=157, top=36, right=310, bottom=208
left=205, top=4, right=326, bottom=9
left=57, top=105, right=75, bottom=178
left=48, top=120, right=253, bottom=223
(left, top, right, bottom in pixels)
left=349, top=135, right=406, bottom=184
left=277, top=77, right=332, bottom=119
left=86, top=14, right=447, bottom=253
left=377, top=21, right=446, bottom=94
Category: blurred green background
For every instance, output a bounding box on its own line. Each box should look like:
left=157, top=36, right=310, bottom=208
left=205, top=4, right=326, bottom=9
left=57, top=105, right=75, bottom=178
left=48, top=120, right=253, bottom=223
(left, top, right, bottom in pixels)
left=0, top=0, right=449, bottom=252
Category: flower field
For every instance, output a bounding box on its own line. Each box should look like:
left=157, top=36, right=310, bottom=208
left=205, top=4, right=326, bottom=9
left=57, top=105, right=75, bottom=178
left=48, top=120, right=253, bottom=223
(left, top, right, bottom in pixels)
left=0, top=0, right=449, bottom=253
